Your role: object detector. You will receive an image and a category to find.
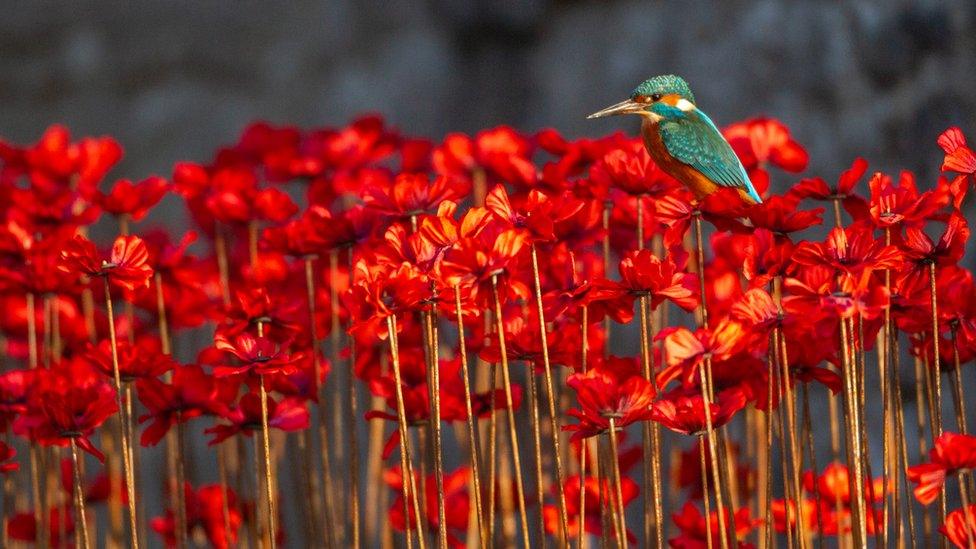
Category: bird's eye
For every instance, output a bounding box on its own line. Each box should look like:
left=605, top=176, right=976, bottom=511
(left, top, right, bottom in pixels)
left=650, top=93, right=662, bottom=102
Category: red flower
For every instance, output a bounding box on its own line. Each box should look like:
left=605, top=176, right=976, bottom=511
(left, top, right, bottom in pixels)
left=81, top=336, right=175, bottom=382
left=746, top=194, right=823, bottom=236
left=657, top=325, right=738, bottom=389
left=98, top=176, right=170, bottom=221
left=346, top=259, right=432, bottom=338
left=363, top=173, right=469, bottom=218
left=432, top=126, right=536, bottom=188
left=8, top=506, right=74, bottom=547
left=803, top=462, right=888, bottom=508
left=907, top=432, right=976, bottom=505
left=938, top=127, right=976, bottom=176
left=670, top=500, right=759, bottom=549
left=485, top=185, right=584, bottom=243
left=790, top=157, right=870, bottom=220
left=438, top=224, right=529, bottom=308
left=13, top=360, right=117, bottom=461
left=565, top=358, right=656, bottom=440
left=59, top=234, right=154, bottom=291
left=650, top=385, right=747, bottom=436
left=585, top=250, right=699, bottom=324
left=588, top=141, right=679, bottom=197
left=792, top=222, right=902, bottom=290
left=151, top=483, right=244, bottom=549
left=0, top=440, right=18, bottom=474
left=543, top=473, right=639, bottom=543
left=137, top=364, right=236, bottom=446
left=868, top=170, right=949, bottom=229
left=60, top=457, right=120, bottom=505
left=385, top=466, right=471, bottom=547
left=900, top=211, right=969, bottom=269
left=213, top=332, right=300, bottom=377
left=942, top=504, right=976, bottom=549
left=204, top=391, right=309, bottom=445
left=725, top=117, right=809, bottom=198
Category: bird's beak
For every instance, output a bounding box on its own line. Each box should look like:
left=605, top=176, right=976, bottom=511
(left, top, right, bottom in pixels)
left=587, top=98, right=645, bottom=119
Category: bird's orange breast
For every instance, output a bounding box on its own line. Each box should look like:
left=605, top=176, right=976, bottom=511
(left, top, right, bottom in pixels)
left=641, top=119, right=720, bottom=199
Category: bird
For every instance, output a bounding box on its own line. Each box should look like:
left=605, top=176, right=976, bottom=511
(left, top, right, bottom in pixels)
left=588, top=74, right=762, bottom=205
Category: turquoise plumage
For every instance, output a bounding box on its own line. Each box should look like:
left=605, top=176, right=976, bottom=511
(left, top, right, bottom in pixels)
left=658, top=109, right=762, bottom=204
left=588, top=74, right=763, bottom=205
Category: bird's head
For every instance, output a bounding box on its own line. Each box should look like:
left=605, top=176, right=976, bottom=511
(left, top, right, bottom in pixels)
left=588, top=74, right=696, bottom=121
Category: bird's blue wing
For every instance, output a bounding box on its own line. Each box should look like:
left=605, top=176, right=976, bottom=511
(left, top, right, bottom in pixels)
left=659, top=109, right=761, bottom=203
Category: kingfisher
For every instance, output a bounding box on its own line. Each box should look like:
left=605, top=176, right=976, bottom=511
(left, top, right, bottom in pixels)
left=588, top=74, right=762, bottom=205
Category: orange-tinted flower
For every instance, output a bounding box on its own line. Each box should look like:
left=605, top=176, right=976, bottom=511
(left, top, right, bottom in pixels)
left=542, top=473, right=639, bottom=543
left=589, top=141, right=679, bottom=197
left=432, top=126, right=536, bottom=188
left=868, top=170, right=949, bottom=229
left=565, top=357, right=655, bottom=440
left=650, top=385, right=747, bottom=436
left=363, top=173, right=469, bottom=219
left=908, top=432, right=976, bottom=505
left=725, top=117, right=809, bottom=198
left=792, top=222, right=902, bottom=290
left=657, top=325, right=737, bottom=389
left=941, top=504, right=976, bottom=549
left=485, top=185, right=583, bottom=243
left=585, top=250, right=699, bottom=324
left=938, top=127, right=976, bottom=176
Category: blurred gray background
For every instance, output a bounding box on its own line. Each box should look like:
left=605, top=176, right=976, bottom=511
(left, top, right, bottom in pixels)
left=2, top=0, right=974, bottom=186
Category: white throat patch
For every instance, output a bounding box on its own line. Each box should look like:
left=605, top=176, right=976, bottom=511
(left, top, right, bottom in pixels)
left=675, top=99, right=696, bottom=112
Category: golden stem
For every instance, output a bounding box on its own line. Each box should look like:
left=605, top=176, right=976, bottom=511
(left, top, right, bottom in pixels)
left=606, top=418, right=627, bottom=546
left=700, top=364, right=729, bottom=549
left=529, top=243, right=570, bottom=543
left=526, top=362, right=547, bottom=544
left=890, top=329, right=917, bottom=547
left=70, top=438, right=91, bottom=549
left=913, top=355, right=934, bottom=542
left=490, top=274, right=532, bottom=548
left=801, top=385, right=825, bottom=549
left=174, top=414, right=188, bottom=549
left=699, top=440, right=714, bottom=549
left=777, top=328, right=808, bottom=549
left=453, top=286, right=486, bottom=546
left=214, top=223, right=231, bottom=307
left=692, top=212, right=729, bottom=549
left=104, top=277, right=140, bottom=549
left=638, top=295, right=663, bottom=548
left=422, top=308, right=448, bottom=549
left=602, top=201, right=612, bottom=360
left=839, top=317, right=866, bottom=545
left=257, top=375, right=277, bottom=549
left=216, top=444, right=233, bottom=549
left=387, top=314, right=424, bottom=549
left=304, top=256, right=338, bottom=546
